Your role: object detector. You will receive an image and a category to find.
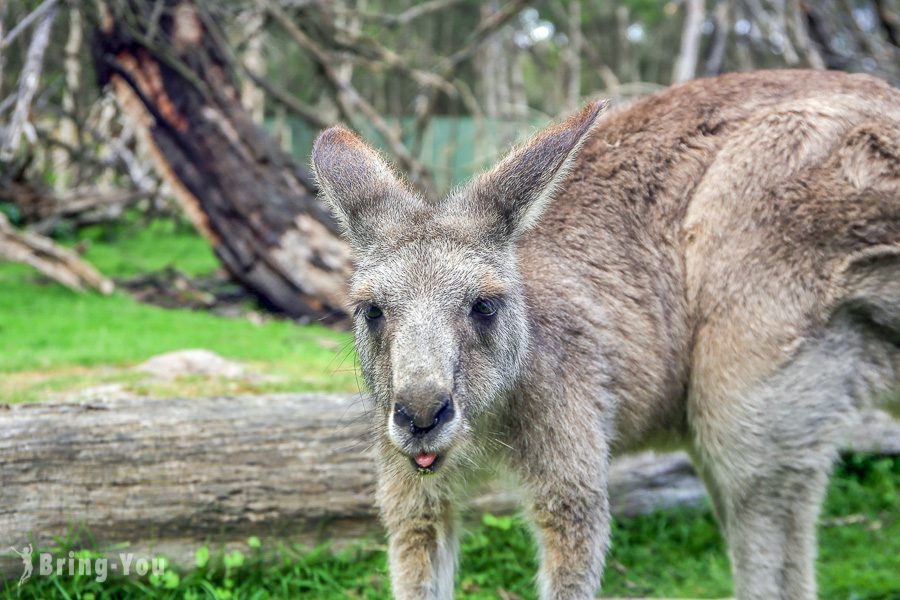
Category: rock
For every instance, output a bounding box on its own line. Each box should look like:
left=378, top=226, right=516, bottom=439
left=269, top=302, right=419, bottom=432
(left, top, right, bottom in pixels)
left=137, top=349, right=246, bottom=380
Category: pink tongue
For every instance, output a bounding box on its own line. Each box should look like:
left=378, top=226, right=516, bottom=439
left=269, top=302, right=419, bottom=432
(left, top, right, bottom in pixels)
left=415, top=453, right=437, bottom=468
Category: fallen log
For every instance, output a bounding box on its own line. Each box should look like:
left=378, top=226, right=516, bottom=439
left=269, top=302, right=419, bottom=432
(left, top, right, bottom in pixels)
left=0, top=212, right=114, bottom=294
left=0, top=394, right=897, bottom=577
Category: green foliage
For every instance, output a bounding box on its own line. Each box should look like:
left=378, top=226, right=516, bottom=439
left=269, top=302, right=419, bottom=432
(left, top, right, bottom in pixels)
left=0, top=202, right=21, bottom=225
left=3, top=456, right=897, bottom=599
left=73, top=216, right=220, bottom=278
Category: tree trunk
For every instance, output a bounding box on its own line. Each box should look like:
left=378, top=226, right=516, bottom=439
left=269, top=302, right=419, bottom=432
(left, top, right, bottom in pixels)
left=239, top=8, right=266, bottom=124
left=91, top=1, right=352, bottom=322
left=704, top=0, right=731, bottom=76
left=479, top=1, right=502, bottom=119
left=672, top=0, right=704, bottom=83
left=1, top=394, right=897, bottom=577
left=563, top=0, right=582, bottom=113
left=51, top=5, right=82, bottom=192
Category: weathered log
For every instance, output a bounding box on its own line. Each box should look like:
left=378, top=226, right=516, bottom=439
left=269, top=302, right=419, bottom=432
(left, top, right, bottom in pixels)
left=91, top=1, right=352, bottom=322
left=1, top=394, right=897, bottom=578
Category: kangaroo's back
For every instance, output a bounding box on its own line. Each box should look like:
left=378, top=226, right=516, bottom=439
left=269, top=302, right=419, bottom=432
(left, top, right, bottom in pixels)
left=519, top=70, right=900, bottom=447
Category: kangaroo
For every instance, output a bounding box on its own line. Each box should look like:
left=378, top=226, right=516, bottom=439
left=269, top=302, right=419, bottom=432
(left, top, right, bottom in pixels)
left=311, top=70, right=900, bottom=600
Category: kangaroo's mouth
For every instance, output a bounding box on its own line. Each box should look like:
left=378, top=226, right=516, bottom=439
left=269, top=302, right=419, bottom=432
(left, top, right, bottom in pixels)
left=411, top=452, right=441, bottom=475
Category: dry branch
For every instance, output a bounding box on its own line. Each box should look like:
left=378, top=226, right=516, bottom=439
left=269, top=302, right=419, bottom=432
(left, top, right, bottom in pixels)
left=264, top=0, right=433, bottom=190
left=0, top=0, right=57, bottom=50
left=27, top=188, right=150, bottom=235
left=409, top=0, right=529, bottom=157
left=0, top=0, right=57, bottom=160
left=365, top=0, right=467, bottom=27
left=0, top=212, right=113, bottom=294
left=242, top=69, right=332, bottom=130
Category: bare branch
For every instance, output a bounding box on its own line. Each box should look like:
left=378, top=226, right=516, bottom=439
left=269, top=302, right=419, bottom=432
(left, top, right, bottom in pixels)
left=325, top=26, right=457, bottom=95
left=30, top=188, right=151, bottom=235
left=0, top=0, right=57, bottom=49
left=0, top=92, right=16, bottom=115
left=787, top=0, right=826, bottom=69
left=0, top=1, right=58, bottom=160
left=0, top=212, right=114, bottom=294
left=329, top=0, right=466, bottom=27
left=741, top=0, right=800, bottom=64
left=244, top=69, right=332, bottom=130
left=443, top=0, right=528, bottom=72
left=377, top=0, right=467, bottom=27
left=265, top=0, right=432, bottom=190
left=410, top=0, right=529, bottom=158
left=0, top=3, right=6, bottom=100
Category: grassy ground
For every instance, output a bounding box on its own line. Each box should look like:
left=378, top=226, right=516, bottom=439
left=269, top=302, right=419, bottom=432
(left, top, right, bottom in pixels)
left=1, top=219, right=898, bottom=598
left=0, top=218, right=357, bottom=403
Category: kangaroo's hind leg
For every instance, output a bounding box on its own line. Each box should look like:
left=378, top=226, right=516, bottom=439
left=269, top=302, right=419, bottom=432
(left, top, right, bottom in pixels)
left=689, top=331, right=868, bottom=600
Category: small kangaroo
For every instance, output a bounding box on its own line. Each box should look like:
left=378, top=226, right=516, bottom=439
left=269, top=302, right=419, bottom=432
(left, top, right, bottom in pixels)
left=312, top=70, right=900, bottom=600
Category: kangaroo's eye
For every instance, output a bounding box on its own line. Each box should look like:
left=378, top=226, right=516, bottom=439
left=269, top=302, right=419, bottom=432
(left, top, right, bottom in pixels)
left=365, top=305, right=383, bottom=320
left=471, top=298, right=497, bottom=317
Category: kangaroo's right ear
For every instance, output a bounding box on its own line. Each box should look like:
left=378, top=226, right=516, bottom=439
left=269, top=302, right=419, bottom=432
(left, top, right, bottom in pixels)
left=311, top=126, right=412, bottom=243
left=467, top=100, right=607, bottom=242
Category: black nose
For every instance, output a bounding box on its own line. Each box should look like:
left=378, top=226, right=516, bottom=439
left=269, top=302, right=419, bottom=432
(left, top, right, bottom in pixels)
left=393, top=394, right=454, bottom=437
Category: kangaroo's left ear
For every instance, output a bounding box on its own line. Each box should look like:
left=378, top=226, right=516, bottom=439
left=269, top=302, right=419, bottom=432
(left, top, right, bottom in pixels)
left=468, top=99, right=608, bottom=241
left=311, top=125, right=417, bottom=247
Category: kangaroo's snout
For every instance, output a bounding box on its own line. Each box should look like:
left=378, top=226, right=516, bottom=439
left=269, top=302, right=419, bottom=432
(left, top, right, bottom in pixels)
left=393, top=387, right=455, bottom=438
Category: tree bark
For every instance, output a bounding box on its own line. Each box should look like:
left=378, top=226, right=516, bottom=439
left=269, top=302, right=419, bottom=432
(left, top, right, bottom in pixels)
left=51, top=5, right=83, bottom=192
left=1, top=394, right=896, bottom=576
left=91, top=1, right=352, bottom=322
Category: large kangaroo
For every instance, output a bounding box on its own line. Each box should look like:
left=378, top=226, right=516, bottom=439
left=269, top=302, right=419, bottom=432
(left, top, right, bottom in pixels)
left=311, top=70, right=900, bottom=600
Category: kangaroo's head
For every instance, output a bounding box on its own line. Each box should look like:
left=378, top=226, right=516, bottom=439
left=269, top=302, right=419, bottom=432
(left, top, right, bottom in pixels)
left=312, top=101, right=606, bottom=476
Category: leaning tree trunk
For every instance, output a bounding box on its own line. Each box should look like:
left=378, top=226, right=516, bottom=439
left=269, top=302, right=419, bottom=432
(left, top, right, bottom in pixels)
left=91, top=1, right=351, bottom=322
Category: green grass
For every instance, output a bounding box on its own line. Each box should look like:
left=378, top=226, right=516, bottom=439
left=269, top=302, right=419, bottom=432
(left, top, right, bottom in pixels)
left=75, top=217, right=221, bottom=278
left=3, top=455, right=898, bottom=599
left=0, top=218, right=357, bottom=402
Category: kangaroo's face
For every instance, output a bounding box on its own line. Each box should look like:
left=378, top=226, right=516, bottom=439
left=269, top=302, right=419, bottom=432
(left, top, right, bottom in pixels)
left=345, top=221, right=529, bottom=474
left=312, top=101, right=605, bottom=475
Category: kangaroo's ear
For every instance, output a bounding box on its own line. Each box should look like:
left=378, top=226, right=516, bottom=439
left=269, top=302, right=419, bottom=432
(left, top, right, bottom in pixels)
left=311, top=126, right=412, bottom=244
left=469, top=99, right=607, bottom=241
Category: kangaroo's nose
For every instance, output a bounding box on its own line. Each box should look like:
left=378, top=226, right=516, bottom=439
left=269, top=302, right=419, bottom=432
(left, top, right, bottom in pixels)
left=393, top=392, right=454, bottom=437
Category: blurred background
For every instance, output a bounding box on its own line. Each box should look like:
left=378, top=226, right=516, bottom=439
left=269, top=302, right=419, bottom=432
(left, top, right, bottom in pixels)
left=1, top=1, right=899, bottom=598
